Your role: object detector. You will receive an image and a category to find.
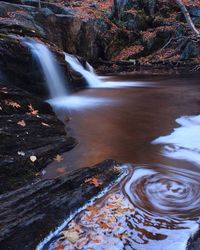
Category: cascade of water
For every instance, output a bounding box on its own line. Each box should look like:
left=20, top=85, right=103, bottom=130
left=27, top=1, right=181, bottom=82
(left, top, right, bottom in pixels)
left=64, top=53, right=102, bottom=88
left=24, top=38, right=68, bottom=98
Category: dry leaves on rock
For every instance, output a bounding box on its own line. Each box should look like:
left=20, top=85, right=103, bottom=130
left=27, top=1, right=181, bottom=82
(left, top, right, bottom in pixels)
left=17, top=120, right=26, bottom=127
left=27, top=104, right=39, bottom=116
left=5, top=100, right=21, bottom=108
left=85, top=177, right=102, bottom=187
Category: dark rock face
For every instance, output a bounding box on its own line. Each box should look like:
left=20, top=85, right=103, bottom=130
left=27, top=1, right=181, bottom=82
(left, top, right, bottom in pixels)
left=0, top=82, right=77, bottom=194
left=0, top=160, right=123, bottom=250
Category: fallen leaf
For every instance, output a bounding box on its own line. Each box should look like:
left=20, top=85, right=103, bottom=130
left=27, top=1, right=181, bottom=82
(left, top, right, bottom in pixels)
left=41, top=122, right=50, bottom=127
left=56, top=167, right=65, bottom=174
left=54, top=154, right=63, bottom=162
left=55, top=241, right=64, bottom=250
left=5, top=100, right=21, bottom=108
left=28, top=104, right=39, bottom=116
left=61, top=230, right=79, bottom=243
left=85, top=177, right=102, bottom=187
left=92, top=238, right=100, bottom=243
left=98, top=221, right=113, bottom=230
left=30, top=155, right=37, bottom=162
left=17, top=120, right=26, bottom=127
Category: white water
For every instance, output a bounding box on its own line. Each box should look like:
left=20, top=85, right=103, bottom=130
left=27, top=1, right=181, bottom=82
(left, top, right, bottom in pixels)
left=24, top=39, right=68, bottom=98
left=64, top=53, right=103, bottom=88
left=152, top=114, right=200, bottom=166
left=64, top=53, right=151, bottom=89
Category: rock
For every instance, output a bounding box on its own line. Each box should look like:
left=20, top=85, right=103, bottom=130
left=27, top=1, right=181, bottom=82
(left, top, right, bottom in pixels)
left=0, top=160, right=124, bottom=249
left=0, top=82, right=77, bottom=194
left=180, top=39, right=200, bottom=60
left=188, top=6, right=200, bottom=17
left=121, top=10, right=150, bottom=30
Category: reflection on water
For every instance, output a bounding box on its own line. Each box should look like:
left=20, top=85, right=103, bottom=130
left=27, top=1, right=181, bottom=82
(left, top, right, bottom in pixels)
left=125, top=165, right=200, bottom=219
left=45, top=165, right=200, bottom=250
left=43, top=75, right=200, bottom=249
left=47, top=96, right=116, bottom=109
left=152, top=115, right=200, bottom=166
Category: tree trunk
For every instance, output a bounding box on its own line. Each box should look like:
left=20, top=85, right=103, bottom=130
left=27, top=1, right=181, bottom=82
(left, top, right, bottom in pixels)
left=113, top=0, right=119, bottom=19
left=175, top=0, right=200, bottom=37
left=38, top=0, right=41, bottom=8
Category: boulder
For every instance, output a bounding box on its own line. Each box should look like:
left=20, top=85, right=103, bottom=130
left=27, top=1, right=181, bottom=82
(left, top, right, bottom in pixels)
left=0, top=82, right=77, bottom=194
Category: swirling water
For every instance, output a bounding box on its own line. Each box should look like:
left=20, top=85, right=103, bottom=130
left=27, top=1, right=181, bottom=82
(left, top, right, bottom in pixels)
left=42, top=75, right=200, bottom=249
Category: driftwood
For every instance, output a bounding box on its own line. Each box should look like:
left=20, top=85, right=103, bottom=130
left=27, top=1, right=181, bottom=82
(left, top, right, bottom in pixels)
left=0, top=159, right=123, bottom=250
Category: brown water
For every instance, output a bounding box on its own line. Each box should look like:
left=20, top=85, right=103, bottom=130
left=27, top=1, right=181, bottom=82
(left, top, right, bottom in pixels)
left=41, top=75, right=200, bottom=250
left=45, top=75, right=200, bottom=177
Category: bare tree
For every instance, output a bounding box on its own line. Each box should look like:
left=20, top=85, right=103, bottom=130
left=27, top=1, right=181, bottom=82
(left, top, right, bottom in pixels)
left=175, top=0, right=200, bottom=37
left=38, top=0, right=41, bottom=8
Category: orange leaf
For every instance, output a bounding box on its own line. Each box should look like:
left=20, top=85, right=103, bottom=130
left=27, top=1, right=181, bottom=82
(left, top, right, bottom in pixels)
left=85, top=177, right=102, bottom=187
left=53, top=154, right=63, bottom=162
left=98, top=221, right=113, bottom=230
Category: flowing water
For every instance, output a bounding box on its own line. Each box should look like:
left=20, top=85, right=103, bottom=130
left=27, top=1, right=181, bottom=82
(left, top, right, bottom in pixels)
left=27, top=43, right=200, bottom=250
left=24, top=39, right=68, bottom=98
left=40, top=74, right=200, bottom=250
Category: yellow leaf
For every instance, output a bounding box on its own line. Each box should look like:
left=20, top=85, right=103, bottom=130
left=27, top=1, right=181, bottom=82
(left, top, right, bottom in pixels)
left=61, top=230, right=79, bottom=243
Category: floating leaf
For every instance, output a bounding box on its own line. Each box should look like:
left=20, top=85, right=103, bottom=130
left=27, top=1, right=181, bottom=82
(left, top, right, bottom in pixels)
left=17, top=120, right=26, bottom=127
left=56, top=167, right=65, bottom=174
left=61, top=230, right=79, bottom=243
left=54, top=154, right=63, bottom=162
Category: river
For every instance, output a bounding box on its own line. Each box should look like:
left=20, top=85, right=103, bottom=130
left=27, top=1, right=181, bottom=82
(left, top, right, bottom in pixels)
left=41, top=74, right=200, bottom=249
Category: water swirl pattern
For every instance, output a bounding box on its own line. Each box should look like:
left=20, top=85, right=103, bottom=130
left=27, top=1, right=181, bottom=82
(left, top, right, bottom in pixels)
left=125, top=166, right=200, bottom=219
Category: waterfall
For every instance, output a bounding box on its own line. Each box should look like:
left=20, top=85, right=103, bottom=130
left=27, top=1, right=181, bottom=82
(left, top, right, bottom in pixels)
left=64, top=53, right=102, bottom=88
left=24, top=38, right=68, bottom=98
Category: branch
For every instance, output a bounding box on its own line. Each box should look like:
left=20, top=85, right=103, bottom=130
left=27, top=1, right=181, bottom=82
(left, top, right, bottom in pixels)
left=175, top=0, right=200, bottom=38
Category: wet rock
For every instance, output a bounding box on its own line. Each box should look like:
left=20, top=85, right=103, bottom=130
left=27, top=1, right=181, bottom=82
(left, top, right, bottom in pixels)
left=0, top=83, right=77, bottom=194
left=0, top=159, right=123, bottom=249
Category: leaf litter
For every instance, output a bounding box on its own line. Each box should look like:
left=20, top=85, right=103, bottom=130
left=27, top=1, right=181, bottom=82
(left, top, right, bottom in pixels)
left=49, top=192, right=135, bottom=250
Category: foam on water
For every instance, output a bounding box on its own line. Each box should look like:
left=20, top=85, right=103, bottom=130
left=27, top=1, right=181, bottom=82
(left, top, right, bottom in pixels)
left=152, top=114, right=200, bottom=165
